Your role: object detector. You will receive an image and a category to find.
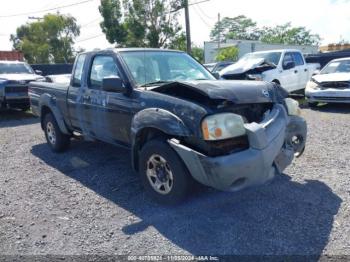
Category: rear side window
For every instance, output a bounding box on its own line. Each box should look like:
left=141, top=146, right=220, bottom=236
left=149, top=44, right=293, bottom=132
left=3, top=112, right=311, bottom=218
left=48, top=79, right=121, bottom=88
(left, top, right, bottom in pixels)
left=89, top=56, right=119, bottom=88
left=292, top=52, right=305, bottom=66
left=72, top=54, right=86, bottom=87
left=282, top=53, right=294, bottom=67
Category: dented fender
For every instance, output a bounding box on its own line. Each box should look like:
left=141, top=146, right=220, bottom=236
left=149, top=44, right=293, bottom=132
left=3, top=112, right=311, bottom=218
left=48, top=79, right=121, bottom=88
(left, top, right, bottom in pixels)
left=130, top=108, right=192, bottom=171
left=39, top=93, right=70, bottom=135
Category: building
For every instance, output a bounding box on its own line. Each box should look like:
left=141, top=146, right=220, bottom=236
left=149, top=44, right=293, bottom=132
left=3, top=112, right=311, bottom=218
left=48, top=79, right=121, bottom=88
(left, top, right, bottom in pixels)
left=204, top=39, right=319, bottom=63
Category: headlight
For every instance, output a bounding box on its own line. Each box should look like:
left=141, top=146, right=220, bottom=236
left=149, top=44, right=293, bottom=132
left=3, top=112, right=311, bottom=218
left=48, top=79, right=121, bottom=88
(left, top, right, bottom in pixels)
left=306, top=80, right=318, bottom=90
left=285, top=98, right=301, bottom=116
left=201, top=113, right=246, bottom=141
left=247, top=74, right=263, bottom=81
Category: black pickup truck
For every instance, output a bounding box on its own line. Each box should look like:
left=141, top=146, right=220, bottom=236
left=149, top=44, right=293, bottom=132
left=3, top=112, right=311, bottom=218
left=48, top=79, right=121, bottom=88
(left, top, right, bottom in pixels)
left=29, top=48, right=307, bottom=204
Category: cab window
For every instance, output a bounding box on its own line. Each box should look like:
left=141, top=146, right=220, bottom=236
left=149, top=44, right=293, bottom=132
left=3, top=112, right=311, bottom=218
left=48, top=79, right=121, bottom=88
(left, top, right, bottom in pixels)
left=89, top=56, right=119, bottom=88
left=292, top=52, right=305, bottom=66
left=72, top=54, right=86, bottom=87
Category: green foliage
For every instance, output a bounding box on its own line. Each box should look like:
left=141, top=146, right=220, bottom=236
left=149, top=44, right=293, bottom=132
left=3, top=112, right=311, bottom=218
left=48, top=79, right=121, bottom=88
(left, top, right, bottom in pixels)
left=210, top=15, right=260, bottom=42
left=168, top=32, right=187, bottom=51
left=215, top=46, right=238, bottom=62
left=210, top=15, right=321, bottom=46
left=260, top=23, right=321, bottom=45
left=191, top=47, right=204, bottom=63
left=11, top=13, right=80, bottom=63
left=99, top=0, right=183, bottom=48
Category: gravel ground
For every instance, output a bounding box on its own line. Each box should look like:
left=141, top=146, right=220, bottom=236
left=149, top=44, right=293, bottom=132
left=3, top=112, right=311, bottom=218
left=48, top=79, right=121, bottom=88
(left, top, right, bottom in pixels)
left=0, top=105, right=350, bottom=257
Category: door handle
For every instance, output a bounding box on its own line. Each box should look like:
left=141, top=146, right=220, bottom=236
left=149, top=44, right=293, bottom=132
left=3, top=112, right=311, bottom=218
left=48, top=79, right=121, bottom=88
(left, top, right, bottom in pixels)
left=294, top=70, right=298, bottom=74
left=304, top=68, right=308, bottom=72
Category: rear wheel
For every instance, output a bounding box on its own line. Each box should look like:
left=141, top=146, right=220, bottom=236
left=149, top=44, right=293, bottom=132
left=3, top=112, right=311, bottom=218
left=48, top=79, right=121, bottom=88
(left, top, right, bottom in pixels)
left=43, top=113, right=70, bottom=152
left=308, top=101, right=318, bottom=108
left=139, top=139, right=192, bottom=205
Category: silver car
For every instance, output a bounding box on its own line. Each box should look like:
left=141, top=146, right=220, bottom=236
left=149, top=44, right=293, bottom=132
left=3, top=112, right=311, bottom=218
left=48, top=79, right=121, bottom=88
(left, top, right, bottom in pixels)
left=305, top=57, right=350, bottom=106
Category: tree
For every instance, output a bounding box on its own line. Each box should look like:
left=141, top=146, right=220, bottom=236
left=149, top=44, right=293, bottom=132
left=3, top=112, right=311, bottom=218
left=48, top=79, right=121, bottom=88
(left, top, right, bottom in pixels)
left=99, top=0, right=183, bottom=48
left=260, top=22, right=321, bottom=46
left=192, top=47, right=204, bottom=63
left=210, top=15, right=260, bottom=42
left=11, top=13, right=80, bottom=64
left=215, top=46, right=239, bottom=62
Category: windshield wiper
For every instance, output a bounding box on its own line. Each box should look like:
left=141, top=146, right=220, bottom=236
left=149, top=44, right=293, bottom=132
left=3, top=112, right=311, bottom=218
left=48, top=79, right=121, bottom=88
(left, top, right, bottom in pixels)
left=141, top=80, right=173, bottom=87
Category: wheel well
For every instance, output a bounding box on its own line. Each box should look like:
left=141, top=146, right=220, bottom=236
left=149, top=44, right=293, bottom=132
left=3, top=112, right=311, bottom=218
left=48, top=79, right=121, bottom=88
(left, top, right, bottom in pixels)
left=272, top=79, right=280, bottom=85
left=133, top=128, right=170, bottom=171
left=40, top=106, right=52, bottom=130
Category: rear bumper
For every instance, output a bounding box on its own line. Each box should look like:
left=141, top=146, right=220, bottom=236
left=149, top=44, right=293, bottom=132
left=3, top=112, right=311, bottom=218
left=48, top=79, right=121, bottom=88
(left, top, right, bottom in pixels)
left=170, top=104, right=307, bottom=191
left=306, top=88, right=350, bottom=103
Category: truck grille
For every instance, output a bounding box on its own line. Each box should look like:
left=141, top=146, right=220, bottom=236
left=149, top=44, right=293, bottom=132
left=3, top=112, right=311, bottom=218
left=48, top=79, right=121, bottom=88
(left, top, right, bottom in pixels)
left=5, top=84, right=28, bottom=93
left=320, top=81, right=350, bottom=89
left=227, top=103, right=274, bottom=123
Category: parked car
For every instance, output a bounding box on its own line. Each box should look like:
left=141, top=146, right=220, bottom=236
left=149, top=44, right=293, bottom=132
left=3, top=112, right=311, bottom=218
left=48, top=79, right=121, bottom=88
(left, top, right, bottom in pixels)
left=45, top=74, right=71, bottom=84
left=0, top=60, right=44, bottom=110
left=204, top=61, right=234, bottom=73
left=305, top=57, right=350, bottom=106
left=220, top=49, right=320, bottom=93
left=29, top=48, right=307, bottom=204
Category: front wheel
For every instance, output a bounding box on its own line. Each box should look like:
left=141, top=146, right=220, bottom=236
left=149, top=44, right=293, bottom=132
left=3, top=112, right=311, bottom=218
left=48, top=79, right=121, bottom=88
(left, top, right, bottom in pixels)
left=43, top=113, right=70, bottom=152
left=139, top=139, right=192, bottom=205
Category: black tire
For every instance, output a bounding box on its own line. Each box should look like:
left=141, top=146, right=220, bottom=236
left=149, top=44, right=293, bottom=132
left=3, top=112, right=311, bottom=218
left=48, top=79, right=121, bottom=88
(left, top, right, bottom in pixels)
left=18, top=105, right=30, bottom=112
left=43, top=113, right=70, bottom=152
left=139, top=139, right=192, bottom=205
left=308, top=101, right=318, bottom=108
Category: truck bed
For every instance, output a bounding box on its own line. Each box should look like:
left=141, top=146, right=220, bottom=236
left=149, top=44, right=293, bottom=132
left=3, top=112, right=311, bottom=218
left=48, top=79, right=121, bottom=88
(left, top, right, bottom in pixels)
left=29, top=81, right=69, bottom=117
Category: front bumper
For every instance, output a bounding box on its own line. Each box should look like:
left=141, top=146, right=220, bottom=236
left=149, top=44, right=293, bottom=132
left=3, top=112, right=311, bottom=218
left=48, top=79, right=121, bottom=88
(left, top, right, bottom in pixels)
left=306, top=87, right=350, bottom=103
left=169, top=104, right=307, bottom=191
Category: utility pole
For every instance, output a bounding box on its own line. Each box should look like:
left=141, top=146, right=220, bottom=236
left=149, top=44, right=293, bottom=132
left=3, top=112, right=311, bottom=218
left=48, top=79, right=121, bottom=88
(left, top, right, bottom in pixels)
left=184, top=0, right=192, bottom=54
left=217, top=13, right=221, bottom=50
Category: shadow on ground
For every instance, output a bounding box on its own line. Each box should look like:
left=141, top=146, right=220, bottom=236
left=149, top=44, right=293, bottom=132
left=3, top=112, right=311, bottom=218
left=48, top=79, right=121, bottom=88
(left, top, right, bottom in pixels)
left=308, top=103, right=350, bottom=114
left=0, top=109, right=38, bottom=127
left=31, top=140, right=341, bottom=256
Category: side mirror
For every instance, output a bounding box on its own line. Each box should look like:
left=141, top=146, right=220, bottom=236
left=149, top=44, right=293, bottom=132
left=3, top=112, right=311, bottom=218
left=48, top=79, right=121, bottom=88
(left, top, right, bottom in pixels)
left=102, top=77, right=125, bottom=93
left=35, top=70, right=43, bottom=75
left=212, top=72, right=220, bottom=79
left=312, top=70, right=320, bottom=76
left=283, top=61, right=295, bottom=70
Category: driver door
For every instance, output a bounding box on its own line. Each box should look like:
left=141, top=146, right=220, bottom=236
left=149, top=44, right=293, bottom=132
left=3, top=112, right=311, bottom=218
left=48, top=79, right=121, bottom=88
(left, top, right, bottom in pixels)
left=279, top=52, right=298, bottom=92
left=87, top=55, right=134, bottom=145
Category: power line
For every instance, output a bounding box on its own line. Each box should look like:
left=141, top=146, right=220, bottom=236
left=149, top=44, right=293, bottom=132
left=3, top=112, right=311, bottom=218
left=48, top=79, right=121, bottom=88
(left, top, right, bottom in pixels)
left=76, top=34, right=104, bottom=43
left=192, top=5, right=212, bottom=28
left=195, top=2, right=216, bottom=20
left=0, top=0, right=96, bottom=18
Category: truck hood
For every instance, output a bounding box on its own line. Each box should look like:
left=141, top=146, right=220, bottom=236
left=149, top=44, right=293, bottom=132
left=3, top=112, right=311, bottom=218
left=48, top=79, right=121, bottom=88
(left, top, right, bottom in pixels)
left=312, top=73, right=350, bottom=83
left=152, top=80, right=287, bottom=105
left=0, top=73, right=42, bottom=82
left=220, top=58, right=265, bottom=75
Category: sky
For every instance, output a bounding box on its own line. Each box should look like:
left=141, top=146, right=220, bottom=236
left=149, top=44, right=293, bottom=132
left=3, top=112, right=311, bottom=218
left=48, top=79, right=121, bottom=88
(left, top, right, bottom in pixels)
left=0, top=0, right=350, bottom=52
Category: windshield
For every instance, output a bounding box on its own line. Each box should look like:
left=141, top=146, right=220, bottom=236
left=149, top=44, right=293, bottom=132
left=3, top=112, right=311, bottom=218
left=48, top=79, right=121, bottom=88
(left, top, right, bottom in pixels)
left=240, top=52, right=282, bottom=66
left=120, top=51, right=215, bottom=86
left=0, top=63, right=34, bottom=74
left=321, top=60, right=350, bottom=74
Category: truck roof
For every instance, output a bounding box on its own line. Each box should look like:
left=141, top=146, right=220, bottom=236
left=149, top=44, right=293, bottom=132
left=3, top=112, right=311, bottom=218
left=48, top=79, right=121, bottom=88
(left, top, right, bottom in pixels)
left=249, top=49, right=304, bottom=54
left=80, top=48, right=185, bottom=56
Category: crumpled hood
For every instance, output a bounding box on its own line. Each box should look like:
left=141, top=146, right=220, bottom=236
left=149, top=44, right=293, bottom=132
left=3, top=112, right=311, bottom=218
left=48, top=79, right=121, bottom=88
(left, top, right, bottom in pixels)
left=220, top=58, right=265, bottom=75
left=0, top=73, right=42, bottom=82
left=312, top=73, right=350, bottom=83
left=153, top=80, right=286, bottom=104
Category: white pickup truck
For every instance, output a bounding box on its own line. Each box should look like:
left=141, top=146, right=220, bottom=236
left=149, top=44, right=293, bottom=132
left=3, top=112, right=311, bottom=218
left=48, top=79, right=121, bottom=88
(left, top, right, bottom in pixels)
left=220, top=49, right=320, bottom=93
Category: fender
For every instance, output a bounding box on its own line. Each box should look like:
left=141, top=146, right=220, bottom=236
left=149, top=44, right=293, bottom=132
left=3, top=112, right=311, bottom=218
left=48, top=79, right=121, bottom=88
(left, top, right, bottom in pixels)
left=39, top=93, right=70, bottom=135
left=130, top=108, right=192, bottom=171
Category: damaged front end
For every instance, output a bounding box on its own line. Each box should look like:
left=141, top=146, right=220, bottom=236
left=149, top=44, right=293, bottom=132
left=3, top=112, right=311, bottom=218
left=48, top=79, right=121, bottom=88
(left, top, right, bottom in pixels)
left=150, top=80, right=306, bottom=191
left=220, top=58, right=276, bottom=80
left=169, top=104, right=307, bottom=192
